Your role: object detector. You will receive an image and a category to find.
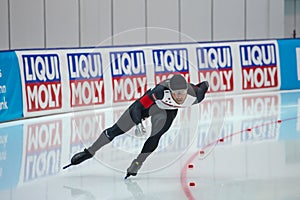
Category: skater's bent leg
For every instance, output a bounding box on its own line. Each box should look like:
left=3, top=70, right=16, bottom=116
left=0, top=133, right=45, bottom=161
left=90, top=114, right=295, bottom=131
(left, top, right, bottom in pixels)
left=136, top=134, right=163, bottom=162
left=126, top=108, right=177, bottom=177
left=136, top=109, right=178, bottom=163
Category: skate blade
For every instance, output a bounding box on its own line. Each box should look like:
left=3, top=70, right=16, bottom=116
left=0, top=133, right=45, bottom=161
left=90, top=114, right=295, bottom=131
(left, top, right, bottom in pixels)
left=63, top=163, right=72, bottom=169
left=124, top=174, right=130, bottom=179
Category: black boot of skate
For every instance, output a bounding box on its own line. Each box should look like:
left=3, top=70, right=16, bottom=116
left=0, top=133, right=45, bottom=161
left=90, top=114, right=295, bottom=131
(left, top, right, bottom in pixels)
left=63, top=148, right=94, bottom=169
left=124, top=159, right=143, bottom=179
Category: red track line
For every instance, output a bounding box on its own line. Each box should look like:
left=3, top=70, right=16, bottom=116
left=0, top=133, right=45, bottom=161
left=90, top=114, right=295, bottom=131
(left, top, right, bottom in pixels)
left=180, top=116, right=298, bottom=200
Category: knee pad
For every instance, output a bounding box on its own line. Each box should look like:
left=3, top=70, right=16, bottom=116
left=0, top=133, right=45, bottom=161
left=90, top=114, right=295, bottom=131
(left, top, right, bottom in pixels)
left=105, top=124, right=125, bottom=141
left=103, top=129, right=114, bottom=141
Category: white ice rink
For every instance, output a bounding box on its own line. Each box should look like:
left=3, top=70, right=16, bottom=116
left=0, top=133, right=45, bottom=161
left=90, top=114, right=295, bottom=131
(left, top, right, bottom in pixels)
left=1, top=90, right=300, bottom=200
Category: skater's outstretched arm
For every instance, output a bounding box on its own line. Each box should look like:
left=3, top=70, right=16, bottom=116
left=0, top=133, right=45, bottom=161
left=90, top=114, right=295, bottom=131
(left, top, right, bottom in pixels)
left=189, top=81, right=209, bottom=104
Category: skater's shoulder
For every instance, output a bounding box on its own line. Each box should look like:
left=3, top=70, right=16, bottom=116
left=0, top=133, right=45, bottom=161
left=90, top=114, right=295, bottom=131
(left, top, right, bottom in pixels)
left=150, top=84, right=165, bottom=99
left=150, top=79, right=177, bottom=100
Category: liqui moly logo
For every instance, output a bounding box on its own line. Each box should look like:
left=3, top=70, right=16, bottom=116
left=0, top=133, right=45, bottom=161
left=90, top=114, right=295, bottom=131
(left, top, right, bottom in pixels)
left=71, top=112, right=105, bottom=145
left=24, top=120, right=62, bottom=181
left=200, top=97, right=234, bottom=121
left=70, top=112, right=105, bottom=154
left=241, top=118, right=279, bottom=142
left=153, top=48, right=189, bottom=83
left=242, top=94, right=279, bottom=117
left=67, top=52, right=104, bottom=107
left=240, top=43, right=279, bottom=90
left=197, top=122, right=233, bottom=147
left=197, top=46, right=233, bottom=92
left=198, top=97, right=234, bottom=146
left=241, top=94, right=280, bottom=142
left=22, top=54, right=62, bottom=112
left=110, top=50, right=147, bottom=102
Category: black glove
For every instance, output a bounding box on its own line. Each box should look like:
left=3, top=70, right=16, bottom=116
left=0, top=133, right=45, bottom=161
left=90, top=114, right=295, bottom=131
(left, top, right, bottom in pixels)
left=135, top=122, right=146, bottom=137
left=197, top=81, right=209, bottom=93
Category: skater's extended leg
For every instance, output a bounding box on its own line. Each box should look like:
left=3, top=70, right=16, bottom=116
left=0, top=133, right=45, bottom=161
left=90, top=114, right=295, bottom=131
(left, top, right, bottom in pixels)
left=88, top=108, right=137, bottom=153
left=64, top=108, right=136, bottom=169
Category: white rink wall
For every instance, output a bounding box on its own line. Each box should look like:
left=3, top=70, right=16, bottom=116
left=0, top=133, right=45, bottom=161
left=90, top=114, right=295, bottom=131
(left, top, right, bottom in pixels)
left=0, top=0, right=292, bottom=50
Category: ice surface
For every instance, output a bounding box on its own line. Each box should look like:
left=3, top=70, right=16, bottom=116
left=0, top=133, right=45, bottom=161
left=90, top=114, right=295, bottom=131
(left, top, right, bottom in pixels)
left=1, top=91, right=300, bottom=200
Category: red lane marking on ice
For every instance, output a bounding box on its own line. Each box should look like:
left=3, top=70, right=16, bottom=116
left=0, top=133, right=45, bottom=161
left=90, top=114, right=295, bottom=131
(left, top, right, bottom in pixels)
left=180, top=117, right=298, bottom=200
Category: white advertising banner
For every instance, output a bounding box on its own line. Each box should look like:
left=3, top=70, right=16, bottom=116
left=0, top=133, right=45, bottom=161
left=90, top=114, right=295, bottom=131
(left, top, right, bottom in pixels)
left=15, top=40, right=281, bottom=118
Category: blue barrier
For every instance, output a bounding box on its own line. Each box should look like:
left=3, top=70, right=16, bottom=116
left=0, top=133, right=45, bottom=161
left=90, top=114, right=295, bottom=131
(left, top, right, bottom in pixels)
left=280, top=91, right=300, bottom=140
left=278, top=39, right=300, bottom=90
left=0, top=51, right=23, bottom=122
left=0, top=125, right=23, bottom=190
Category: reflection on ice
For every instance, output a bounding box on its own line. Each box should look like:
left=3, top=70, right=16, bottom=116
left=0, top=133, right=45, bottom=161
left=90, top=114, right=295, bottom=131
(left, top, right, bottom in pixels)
left=1, top=91, right=300, bottom=200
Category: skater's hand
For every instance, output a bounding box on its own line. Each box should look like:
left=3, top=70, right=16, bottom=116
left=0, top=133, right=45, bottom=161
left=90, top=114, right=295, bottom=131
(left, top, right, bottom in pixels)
left=135, top=122, right=146, bottom=137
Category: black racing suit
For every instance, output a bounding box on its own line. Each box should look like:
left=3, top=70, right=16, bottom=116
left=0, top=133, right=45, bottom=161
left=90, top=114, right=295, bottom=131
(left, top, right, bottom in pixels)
left=87, top=79, right=208, bottom=163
